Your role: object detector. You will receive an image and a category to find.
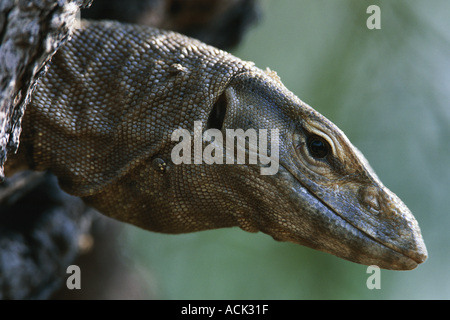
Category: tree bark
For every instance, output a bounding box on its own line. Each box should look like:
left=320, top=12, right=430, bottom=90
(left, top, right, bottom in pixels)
left=0, top=0, right=94, bottom=300
left=0, top=0, right=92, bottom=179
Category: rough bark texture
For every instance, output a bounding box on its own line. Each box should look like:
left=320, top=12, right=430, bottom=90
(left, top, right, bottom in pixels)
left=0, top=173, right=96, bottom=299
left=0, top=0, right=92, bottom=179
left=0, top=0, right=95, bottom=300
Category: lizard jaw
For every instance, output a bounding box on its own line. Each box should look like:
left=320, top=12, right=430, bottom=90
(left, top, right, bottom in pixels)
left=268, top=165, right=427, bottom=270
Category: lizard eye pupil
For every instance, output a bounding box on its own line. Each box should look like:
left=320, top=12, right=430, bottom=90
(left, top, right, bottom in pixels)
left=307, top=135, right=330, bottom=159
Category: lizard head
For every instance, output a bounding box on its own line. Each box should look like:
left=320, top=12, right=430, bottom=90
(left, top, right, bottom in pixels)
left=211, top=69, right=427, bottom=270
left=11, top=22, right=426, bottom=272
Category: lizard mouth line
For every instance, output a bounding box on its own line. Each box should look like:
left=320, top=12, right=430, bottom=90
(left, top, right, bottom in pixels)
left=281, top=164, right=422, bottom=267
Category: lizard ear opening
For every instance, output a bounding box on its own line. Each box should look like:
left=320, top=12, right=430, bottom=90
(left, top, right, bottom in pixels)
left=206, top=93, right=227, bottom=130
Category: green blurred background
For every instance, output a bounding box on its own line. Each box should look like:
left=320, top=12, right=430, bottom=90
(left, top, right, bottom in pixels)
left=121, top=0, right=450, bottom=299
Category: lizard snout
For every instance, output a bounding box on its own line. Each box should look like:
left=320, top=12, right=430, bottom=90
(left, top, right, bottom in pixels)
left=356, top=183, right=428, bottom=266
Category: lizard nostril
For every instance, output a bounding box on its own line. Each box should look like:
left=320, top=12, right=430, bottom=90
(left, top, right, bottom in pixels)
left=359, top=185, right=381, bottom=214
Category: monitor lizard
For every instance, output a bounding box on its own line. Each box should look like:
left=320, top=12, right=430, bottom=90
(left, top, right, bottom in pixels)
left=5, top=20, right=427, bottom=270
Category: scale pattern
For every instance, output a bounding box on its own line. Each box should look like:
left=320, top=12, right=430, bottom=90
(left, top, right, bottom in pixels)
left=10, top=20, right=427, bottom=270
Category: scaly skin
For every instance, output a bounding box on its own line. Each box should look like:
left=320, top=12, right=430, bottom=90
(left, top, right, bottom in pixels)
left=7, top=20, right=427, bottom=270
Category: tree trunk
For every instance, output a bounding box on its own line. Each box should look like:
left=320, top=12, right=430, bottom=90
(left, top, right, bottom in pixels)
left=0, top=0, right=92, bottom=179
left=0, top=0, right=94, bottom=300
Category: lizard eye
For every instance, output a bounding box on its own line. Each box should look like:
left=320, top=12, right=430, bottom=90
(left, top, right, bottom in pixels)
left=293, top=130, right=335, bottom=175
left=307, top=135, right=330, bottom=159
